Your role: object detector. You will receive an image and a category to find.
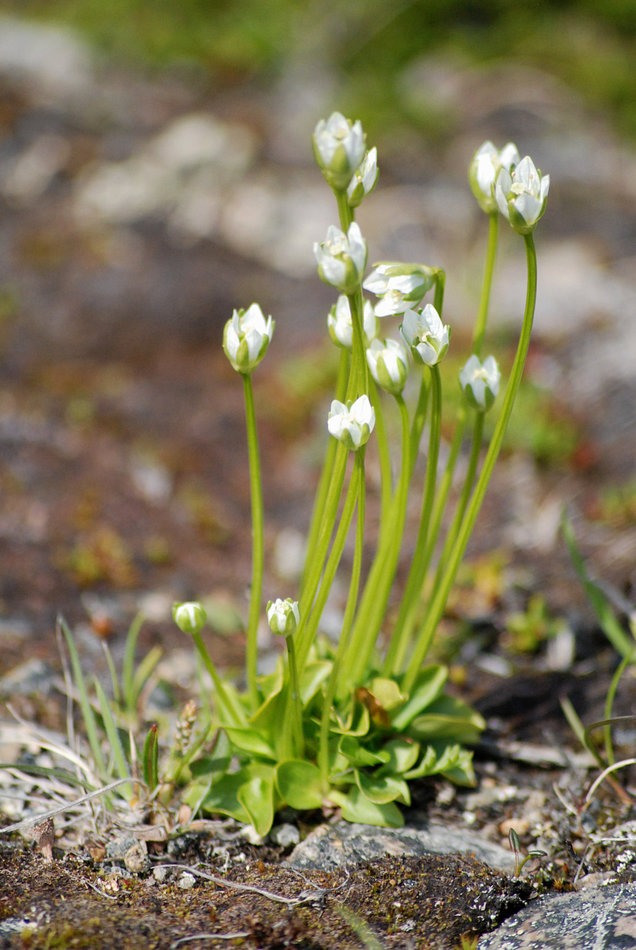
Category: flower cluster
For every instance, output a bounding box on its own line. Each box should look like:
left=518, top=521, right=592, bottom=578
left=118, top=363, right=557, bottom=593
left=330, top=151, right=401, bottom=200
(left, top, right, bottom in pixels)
left=469, top=141, right=549, bottom=233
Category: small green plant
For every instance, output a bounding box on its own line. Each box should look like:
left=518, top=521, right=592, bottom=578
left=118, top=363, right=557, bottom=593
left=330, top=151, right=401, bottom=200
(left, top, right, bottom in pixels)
left=10, top=119, right=548, bottom=835
left=167, top=120, right=549, bottom=833
left=561, top=512, right=636, bottom=805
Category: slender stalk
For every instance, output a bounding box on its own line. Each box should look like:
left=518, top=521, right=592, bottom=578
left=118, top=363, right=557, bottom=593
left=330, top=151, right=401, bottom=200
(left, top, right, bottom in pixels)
left=342, top=393, right=412, bottom=687
left=191, top=631, right=246, bottom=726
left=368, top=376, right=392, bottom=529
left=409, top=374, right=430, bottom=473
left=472, top=213, right=499, bottom=358
left=319, top=450, right=365, bottom=786
left=284, top=633, right=304, bottom=760
left=403, top=234, right=538, bottom=691
left=295, top=454, right=361, bottom=673
left=432, top=411, right=484, bottom=582
left=382, top=365, right=442, bottom=675
left=242, top=373, right=264, bottom=708
left=300, top=348, right=349, bottom=595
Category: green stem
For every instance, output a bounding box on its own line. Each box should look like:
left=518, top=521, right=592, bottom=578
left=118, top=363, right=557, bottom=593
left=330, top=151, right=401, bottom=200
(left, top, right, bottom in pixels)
left=301, top=348, right=349, bottom=595
left=433, top=411, right=484, bottom=582
left=409, top=374, right=430, bottom=474
left=296, top=453, right=361, bottom=673
left=368, top=376, right=392, bottom=531
left=403, top=234, right=538, bottom=692
left=383, top=365, right=442, bottom=675
left=284, top=633, right=304, bottom=760
left=319, top=450, right=365, bottom=787
left=343, top=393, right=412, bottom=688
left=191, top=631, right=246, bottom=726
left=242, top=373, right=264, bottom=708
left=473, top=213, right=499, bottom=358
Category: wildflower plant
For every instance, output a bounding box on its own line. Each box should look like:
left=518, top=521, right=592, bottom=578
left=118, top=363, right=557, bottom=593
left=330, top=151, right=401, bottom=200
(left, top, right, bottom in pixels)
left=173, top=115, right=549, bottom=833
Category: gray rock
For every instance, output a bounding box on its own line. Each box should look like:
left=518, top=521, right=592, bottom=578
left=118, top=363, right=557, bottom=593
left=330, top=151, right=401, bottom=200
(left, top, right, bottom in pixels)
left=287, top=818, right=515, bottom=873
left=478, top=882, right=636, bottom=949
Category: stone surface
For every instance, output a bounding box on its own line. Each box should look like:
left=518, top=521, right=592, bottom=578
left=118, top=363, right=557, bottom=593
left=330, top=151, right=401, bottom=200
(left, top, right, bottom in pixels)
left=478, top=882, right=636, bottom=949
left=287, top=817, right=515, bottom=873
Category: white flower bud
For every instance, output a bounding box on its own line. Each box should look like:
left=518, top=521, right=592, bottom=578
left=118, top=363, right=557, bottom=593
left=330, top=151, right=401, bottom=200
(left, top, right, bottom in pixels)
left=366, top=338, right=409, bottom=395
left=266, top=598, right=300, bottom=637
left=495, top=155, right=550, bottom=234
left=469, top=141, right=520, bottom=213
left=313, top=112, right=366, bottom=192
left=400, top=304, right=450, bottom=366
left=173, top=601, right=207, bottom=635
left=223, top=303, right=274, bottom=374
left=459, top=354, right=501, bottom=411
left=328, top=295, right=377, bottom=350
left=363, top=262, right=437, bottom=317
left=314, top=223, right=368, bottom=295
left=347, top=147, right=378, bottom=208
left=327, top=395, right=375, bottom=451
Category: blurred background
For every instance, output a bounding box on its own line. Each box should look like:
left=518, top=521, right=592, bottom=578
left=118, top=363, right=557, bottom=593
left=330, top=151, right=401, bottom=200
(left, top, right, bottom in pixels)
left=0, top=1, right=634, bottom=683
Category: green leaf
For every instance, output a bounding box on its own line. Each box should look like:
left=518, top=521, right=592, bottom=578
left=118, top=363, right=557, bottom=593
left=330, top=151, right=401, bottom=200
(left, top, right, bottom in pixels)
left=376, top=737, right=420, bottom=775
left=339, top=735, right=389, bottom=768
left=199, top=771, right=250, bottom=825
left=142, top=723, right=160, bottom=791
left=562, top=512, right=635, bottom=658
left=58, top=617, right=107, bottom=778
left=356, top=771, right=410, bottom=806
left=275, top=760, right=324, bottom=810
left=93, top=677, right=132, bottom=795
left=329, top=786, right=404, bottom=827
left=238, top=771, right=275, bottom=836
left=368, top=677, right=407, bottom=711
left=299, top=660, right=332, bottom=706
left=408, top=695, right=485, bottom=744
left=331, top=703, right=370, bottom=737
left=391, top=665, right=448, bottom=730
left=224, top=726, right=276, bottom=759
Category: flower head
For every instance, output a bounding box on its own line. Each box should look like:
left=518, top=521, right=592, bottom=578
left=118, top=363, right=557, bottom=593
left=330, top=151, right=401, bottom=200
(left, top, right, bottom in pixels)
left=363, top=262, right=437, bottom=317
left=495, top=155, right=550, bottom=234
left=172, top=601, right=207, bottom=635
left=400, top=304, right=450, bottom=366
left=328, top=295, right=377, bottom=350
left=314, top=222, right=367, bottom=295
left=366, top=337, right=409, bottom=395
left=327, top=395, right=375, bottom=451
left=459, top=354, right=501, bottom=411
left=313, top=112, right=366, bottom=192
left=223, top=303, right=274, bottom=374
left=266, top=598, right=300, bottom=637
left=347, top=147, right=378, bottom=208
left=469, top=140, right=520, bottom=214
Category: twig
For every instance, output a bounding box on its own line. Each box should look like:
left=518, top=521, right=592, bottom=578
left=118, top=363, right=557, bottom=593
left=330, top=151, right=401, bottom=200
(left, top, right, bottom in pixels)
left=0, top=778, right=138, bottom=834
left=154, top=863, right=328, bottom=907
left=170, top=934, right=250, bottom=948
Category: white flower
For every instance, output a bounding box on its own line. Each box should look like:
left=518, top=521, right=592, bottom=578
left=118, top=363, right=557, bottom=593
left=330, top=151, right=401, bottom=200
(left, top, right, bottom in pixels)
left=314, top=222, right=368, bottom=295
left=172, top=601, right=207, bottom=635
left=366, top=338, right=409, bottom=395
left=495, top=155, right=550, bottom=234
left=347, top=147, right=378, bottom=208
left=266, top=598, right=300, bottom=637
left=328, top=295, right=377, bottom=349
left=400, top=304, right=450, bottom=366
left=363, top=262, right=436, bottom=317
left=223, top=303, right=274, bottom=374
left=313, top=112, right=366, bottom=192
left=327, top=395, right=375, bottom=451
left=469, top=140, right=520, bottom=213
left=459, top=354, right=501, bottom=411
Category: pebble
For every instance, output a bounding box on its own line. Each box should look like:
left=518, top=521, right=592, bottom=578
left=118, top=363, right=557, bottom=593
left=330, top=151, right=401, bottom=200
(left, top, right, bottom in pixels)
left=178, top=872, right=196, bottom=890
left=270, top=823, right=300, bottom=848
left=478, top=882, right=636, bottom=949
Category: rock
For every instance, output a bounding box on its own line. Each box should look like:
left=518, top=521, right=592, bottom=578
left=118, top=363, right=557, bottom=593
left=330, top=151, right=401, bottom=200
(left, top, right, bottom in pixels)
left=177, top=871, right=196, bottom=890
left=287, top=818, right=515, bottom=873
left=269, top=823, right=300, bottom=848
left=478, top=882, right=636, bottom=949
